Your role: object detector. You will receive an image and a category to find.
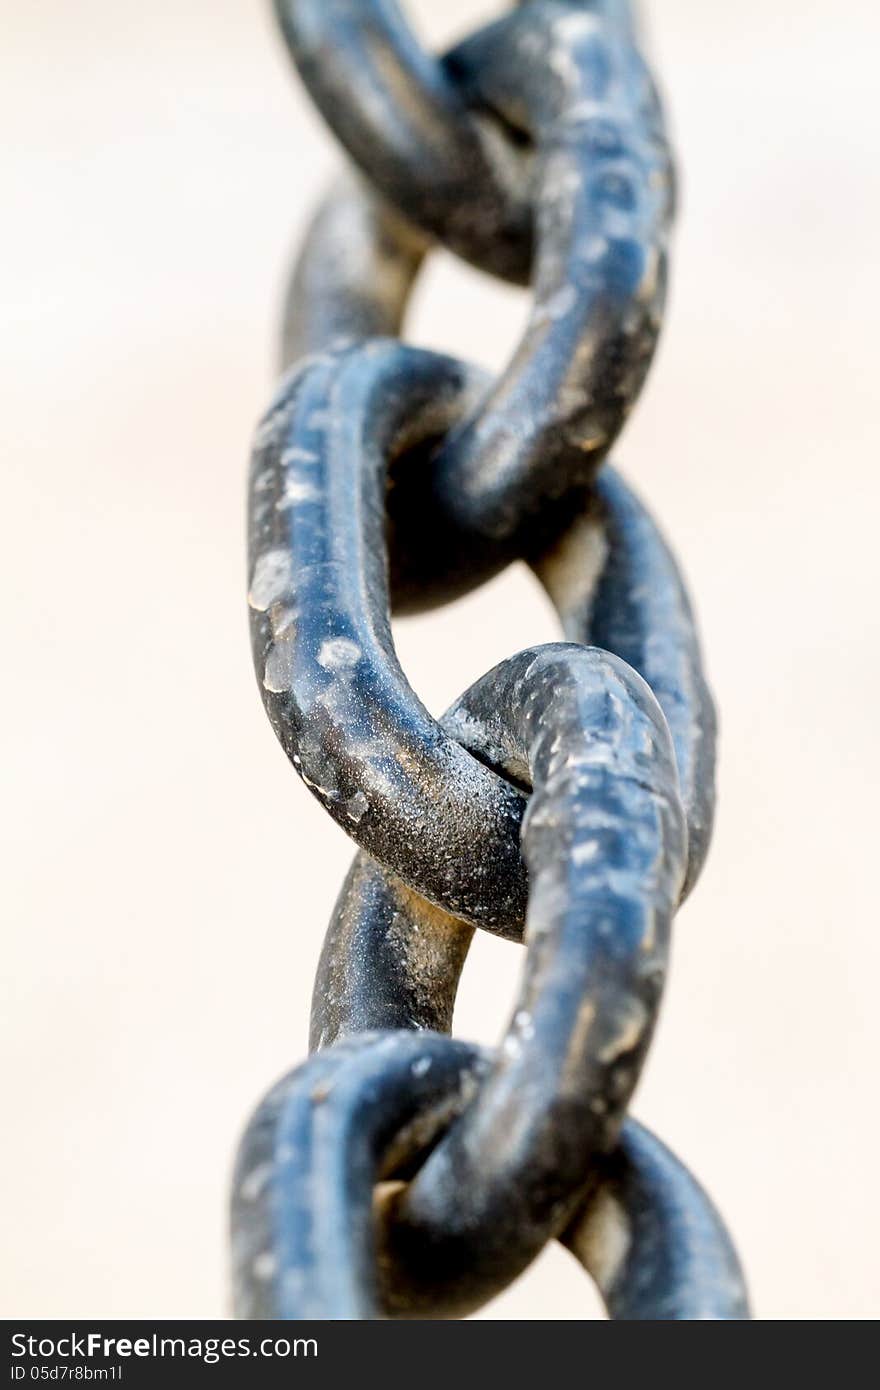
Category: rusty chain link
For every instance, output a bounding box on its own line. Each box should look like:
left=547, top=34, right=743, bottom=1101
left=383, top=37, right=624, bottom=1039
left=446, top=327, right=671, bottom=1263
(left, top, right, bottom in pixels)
left=232, top=0, right=749, bottom=1320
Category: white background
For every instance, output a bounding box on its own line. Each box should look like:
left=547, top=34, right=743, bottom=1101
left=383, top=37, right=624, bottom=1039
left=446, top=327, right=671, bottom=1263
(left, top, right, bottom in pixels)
left=3, top=0, right=878, bottom=1318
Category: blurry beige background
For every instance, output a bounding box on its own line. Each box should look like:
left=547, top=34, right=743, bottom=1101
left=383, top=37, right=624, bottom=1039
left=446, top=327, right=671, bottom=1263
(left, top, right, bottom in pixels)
left=3, top=0, right=878, bottom=1320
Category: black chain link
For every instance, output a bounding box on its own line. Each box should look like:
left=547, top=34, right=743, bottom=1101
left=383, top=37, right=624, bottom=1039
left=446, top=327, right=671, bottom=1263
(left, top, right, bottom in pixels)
left=231, top=0, right=749, bottom=1320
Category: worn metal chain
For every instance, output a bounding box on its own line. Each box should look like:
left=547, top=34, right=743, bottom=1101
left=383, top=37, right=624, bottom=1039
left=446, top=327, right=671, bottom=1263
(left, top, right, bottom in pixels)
left=231, top=0, right=750, bottom=1320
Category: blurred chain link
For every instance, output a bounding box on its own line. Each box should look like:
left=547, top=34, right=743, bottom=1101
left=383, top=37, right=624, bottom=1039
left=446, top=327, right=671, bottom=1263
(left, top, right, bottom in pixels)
left=232, top=0, right=749, bottom=1320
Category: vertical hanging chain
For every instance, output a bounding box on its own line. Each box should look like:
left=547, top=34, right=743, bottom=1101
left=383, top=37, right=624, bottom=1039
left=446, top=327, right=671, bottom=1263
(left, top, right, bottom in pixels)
left=232, top=0, right=749, bottom=1321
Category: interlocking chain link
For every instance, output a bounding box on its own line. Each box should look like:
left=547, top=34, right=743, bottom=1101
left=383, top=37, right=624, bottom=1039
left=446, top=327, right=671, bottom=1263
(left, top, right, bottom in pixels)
left=232, top=0, right=750, bottom=1320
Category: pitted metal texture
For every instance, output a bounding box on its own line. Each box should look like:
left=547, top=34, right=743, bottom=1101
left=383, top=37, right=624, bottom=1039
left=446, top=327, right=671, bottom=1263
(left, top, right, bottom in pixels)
left=233, top=0, right=749, bottom=1322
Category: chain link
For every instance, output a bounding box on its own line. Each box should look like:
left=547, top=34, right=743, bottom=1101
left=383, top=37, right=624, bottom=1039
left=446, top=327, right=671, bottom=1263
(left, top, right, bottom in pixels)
left=232, top=0, right=749, bottom=1320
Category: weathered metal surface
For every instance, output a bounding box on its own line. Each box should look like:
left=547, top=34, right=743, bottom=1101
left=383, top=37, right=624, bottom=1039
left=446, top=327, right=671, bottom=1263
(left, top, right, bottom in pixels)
left=234, top=0, right=749, bottom=1322
left=232, top=1033, right=492, bottom=1320
left=316, top=643, right=688, bottom=1315
left=274, top=0, right=533, bottom=283
left=248, top=347, right=713, bottom=930
left=277, top=1, right=674, bottom=609
left=248, top=344, right=528, bottom=934
left=565, top=1122, right=750, bottom=1320
left=275, top=3, right=643, bottom=283
left=538, top=469, right=717, bottom=895
left=232, top=1033, right=749, bottom=1320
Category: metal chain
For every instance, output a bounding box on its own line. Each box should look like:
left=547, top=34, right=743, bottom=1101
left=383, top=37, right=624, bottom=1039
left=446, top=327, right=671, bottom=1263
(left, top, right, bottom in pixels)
left=231, top=0, right=750, bottom=1320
